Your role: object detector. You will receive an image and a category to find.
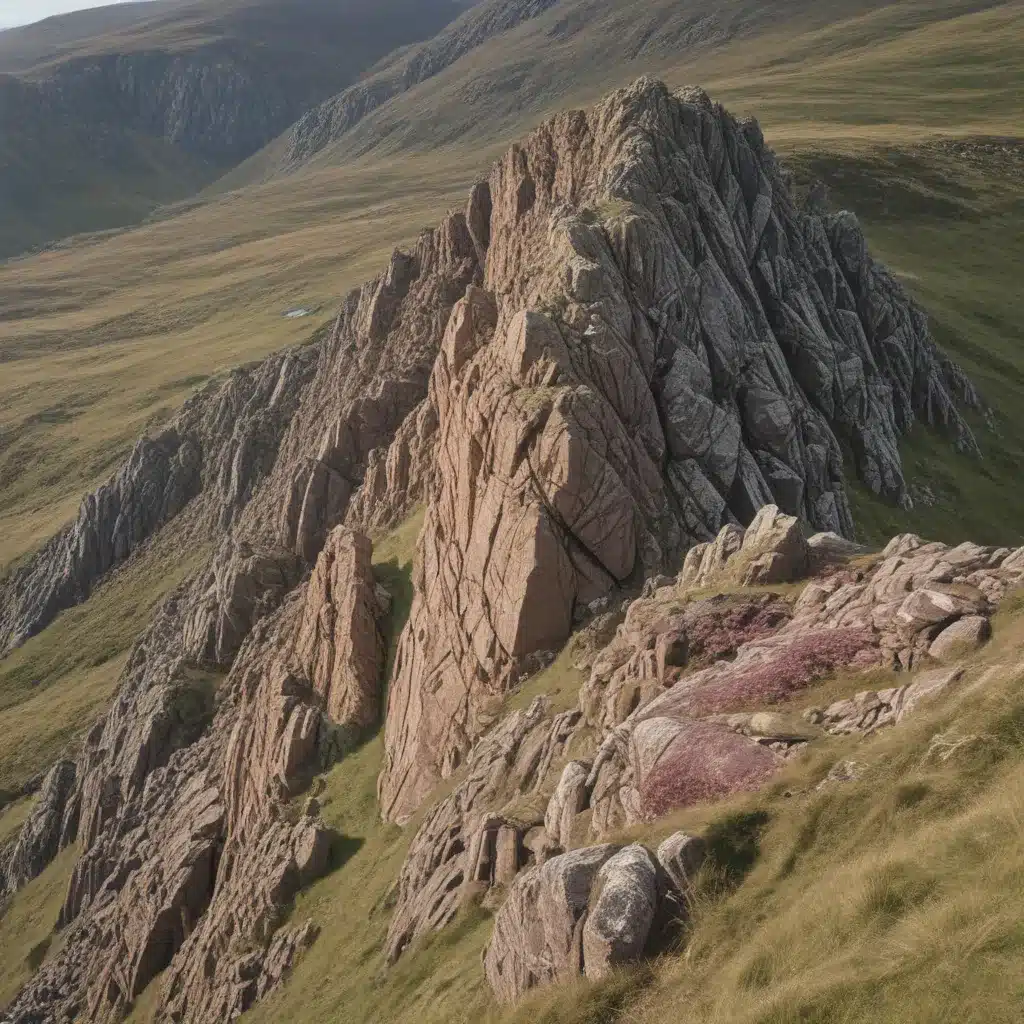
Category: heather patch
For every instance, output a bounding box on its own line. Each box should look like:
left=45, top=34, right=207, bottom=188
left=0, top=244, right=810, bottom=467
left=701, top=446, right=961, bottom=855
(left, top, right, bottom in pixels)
left=676, top=627, right=877, bottom=719
left=639, top=719, right=781, bottom=819
left=683, top=597, right=792, bottom=669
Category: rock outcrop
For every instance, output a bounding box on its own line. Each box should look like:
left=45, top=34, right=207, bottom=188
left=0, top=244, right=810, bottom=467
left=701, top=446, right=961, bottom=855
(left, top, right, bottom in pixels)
left=483, top=832, right=701, bottom=1001
left=4, top=523, right=385, bottom=1023
left=1, top=79, right=992, bottom=1021
left=0, top=350, right=316, bottom=658
left=0, top=761, right=77, bottom=897
left=378, top=77, right=979, bottom=824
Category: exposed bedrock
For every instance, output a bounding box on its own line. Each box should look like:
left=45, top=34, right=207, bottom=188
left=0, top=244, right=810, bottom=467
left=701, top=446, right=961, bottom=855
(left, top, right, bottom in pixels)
left=4, top=528, right=385, bottom=1023
left=378, top=77, right=978, bottom=824
left=384, top=509, right=1024, bottom=970
left=0, top=78, right=988, bottom=1020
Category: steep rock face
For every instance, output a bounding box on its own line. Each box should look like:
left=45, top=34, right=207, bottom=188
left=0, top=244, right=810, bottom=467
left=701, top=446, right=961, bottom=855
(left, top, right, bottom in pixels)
left=293, top=527, right=386, bottom=729
left=7, top=527, right=383, bottom=1022
left=378, top=78, right=977, bottom=824
left=244, top=211, right=481, bottom=561
left=183, top=537, right=305, bottom=666
left=0, top=761, right=77, bottom=897
left=0, top=349, right=316, bottom=658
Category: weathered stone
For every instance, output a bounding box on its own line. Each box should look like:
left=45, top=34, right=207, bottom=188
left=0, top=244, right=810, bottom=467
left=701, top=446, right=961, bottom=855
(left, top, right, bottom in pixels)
left=657, top=832, right=707, bottom=895
left=544, top=760, right=592, bottom=851
left=183, top=537, right=304, bottom=666
left=293, top=526, right=385, bottom=729
left=806, top=666, right=966, bottom=735
left=484, top=844, right=621, bottom=1002
left=385, top=700, right=580, bottom=962
left=582, top=844, right=659, bottom=979
left=735, top=505, right=809, bottom=586
left=929, top=615, right=991, bottom=661
left=1, top=760, right=77, bottom=897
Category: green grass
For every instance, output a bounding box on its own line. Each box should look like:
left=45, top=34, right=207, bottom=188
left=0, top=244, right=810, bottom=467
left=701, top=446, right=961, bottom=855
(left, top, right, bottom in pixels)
left=0, top=528, right=209, bottom=800
left=0, top=845, right=78, bottom=1010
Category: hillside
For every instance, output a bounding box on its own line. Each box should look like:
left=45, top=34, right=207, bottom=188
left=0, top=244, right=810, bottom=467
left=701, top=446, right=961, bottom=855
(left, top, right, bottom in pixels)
left=0, top=0, right=467, bottom=257
left=0, top=1, right=1021, bottom=1023
left=225, top=0, right=1016, bottom=183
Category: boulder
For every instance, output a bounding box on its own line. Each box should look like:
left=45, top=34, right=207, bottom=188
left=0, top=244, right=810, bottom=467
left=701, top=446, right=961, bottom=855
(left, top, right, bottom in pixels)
left=484, top=844, right=621, bottom=1002
left=582, top=844, right=659, bottom=979
left=544, top=760, right=591, bottom=850
left=735, top=505, right=809, bottom=586
left=657, top=832, right=707, bottom=895
left=929, top=615, right=991, bottom=661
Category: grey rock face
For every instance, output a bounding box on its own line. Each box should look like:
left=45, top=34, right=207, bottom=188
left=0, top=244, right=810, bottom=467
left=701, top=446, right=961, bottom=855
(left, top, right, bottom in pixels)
left=657, top=831, right=707, bottom=896
left=484, top=844, right=622, bottom=1002
left=0, top=349, right=316, bottom=659
left=581, top=844, right=659, bottom=979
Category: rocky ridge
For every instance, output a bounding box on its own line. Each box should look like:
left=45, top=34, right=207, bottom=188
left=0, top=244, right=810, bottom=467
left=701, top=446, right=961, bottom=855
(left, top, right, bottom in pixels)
left=287, top=0, right=562, bottom=164
left=0, top=80, right=989, bottom=1021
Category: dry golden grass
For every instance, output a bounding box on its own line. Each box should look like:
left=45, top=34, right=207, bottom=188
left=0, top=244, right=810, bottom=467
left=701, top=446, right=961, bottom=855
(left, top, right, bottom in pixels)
left=0, top=159, right=480, bottom=573
left=0, top=845, right=78, bottom=1010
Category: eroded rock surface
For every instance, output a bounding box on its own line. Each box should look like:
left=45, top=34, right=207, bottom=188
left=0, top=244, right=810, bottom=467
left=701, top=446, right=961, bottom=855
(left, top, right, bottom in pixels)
left=0, top=761, right=77, bottom=897
left=1, top=79, right=994, bottom=1021
left=379, top=77, right=978, bottom=824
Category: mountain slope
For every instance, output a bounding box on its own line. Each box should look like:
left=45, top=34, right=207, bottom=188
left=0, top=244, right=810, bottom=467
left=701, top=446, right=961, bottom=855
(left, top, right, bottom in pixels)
left=0, top=1, right=1020, bottom=1022
left=0, top=0, right=467, bottom=257
left=227, top=0, right=1012, bottom=188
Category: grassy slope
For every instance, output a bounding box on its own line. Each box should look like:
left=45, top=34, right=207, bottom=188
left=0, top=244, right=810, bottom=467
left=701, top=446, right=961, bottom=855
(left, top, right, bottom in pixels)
left=0, top=1, right=1021, bottom=1018
left=0, top=0, right=466, bottom=257
left=0, top=525, right=209, bottom=801
left=0, top=846, right=79, bottom=1009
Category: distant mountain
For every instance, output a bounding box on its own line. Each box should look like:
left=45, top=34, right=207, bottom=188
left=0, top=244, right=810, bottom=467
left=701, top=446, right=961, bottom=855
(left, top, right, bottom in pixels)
left=0, top=0, right=467, bottom=258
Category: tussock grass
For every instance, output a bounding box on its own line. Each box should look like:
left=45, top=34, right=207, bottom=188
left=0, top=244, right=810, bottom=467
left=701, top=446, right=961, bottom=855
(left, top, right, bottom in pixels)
left=0, top=845, right=78, bottom=1010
